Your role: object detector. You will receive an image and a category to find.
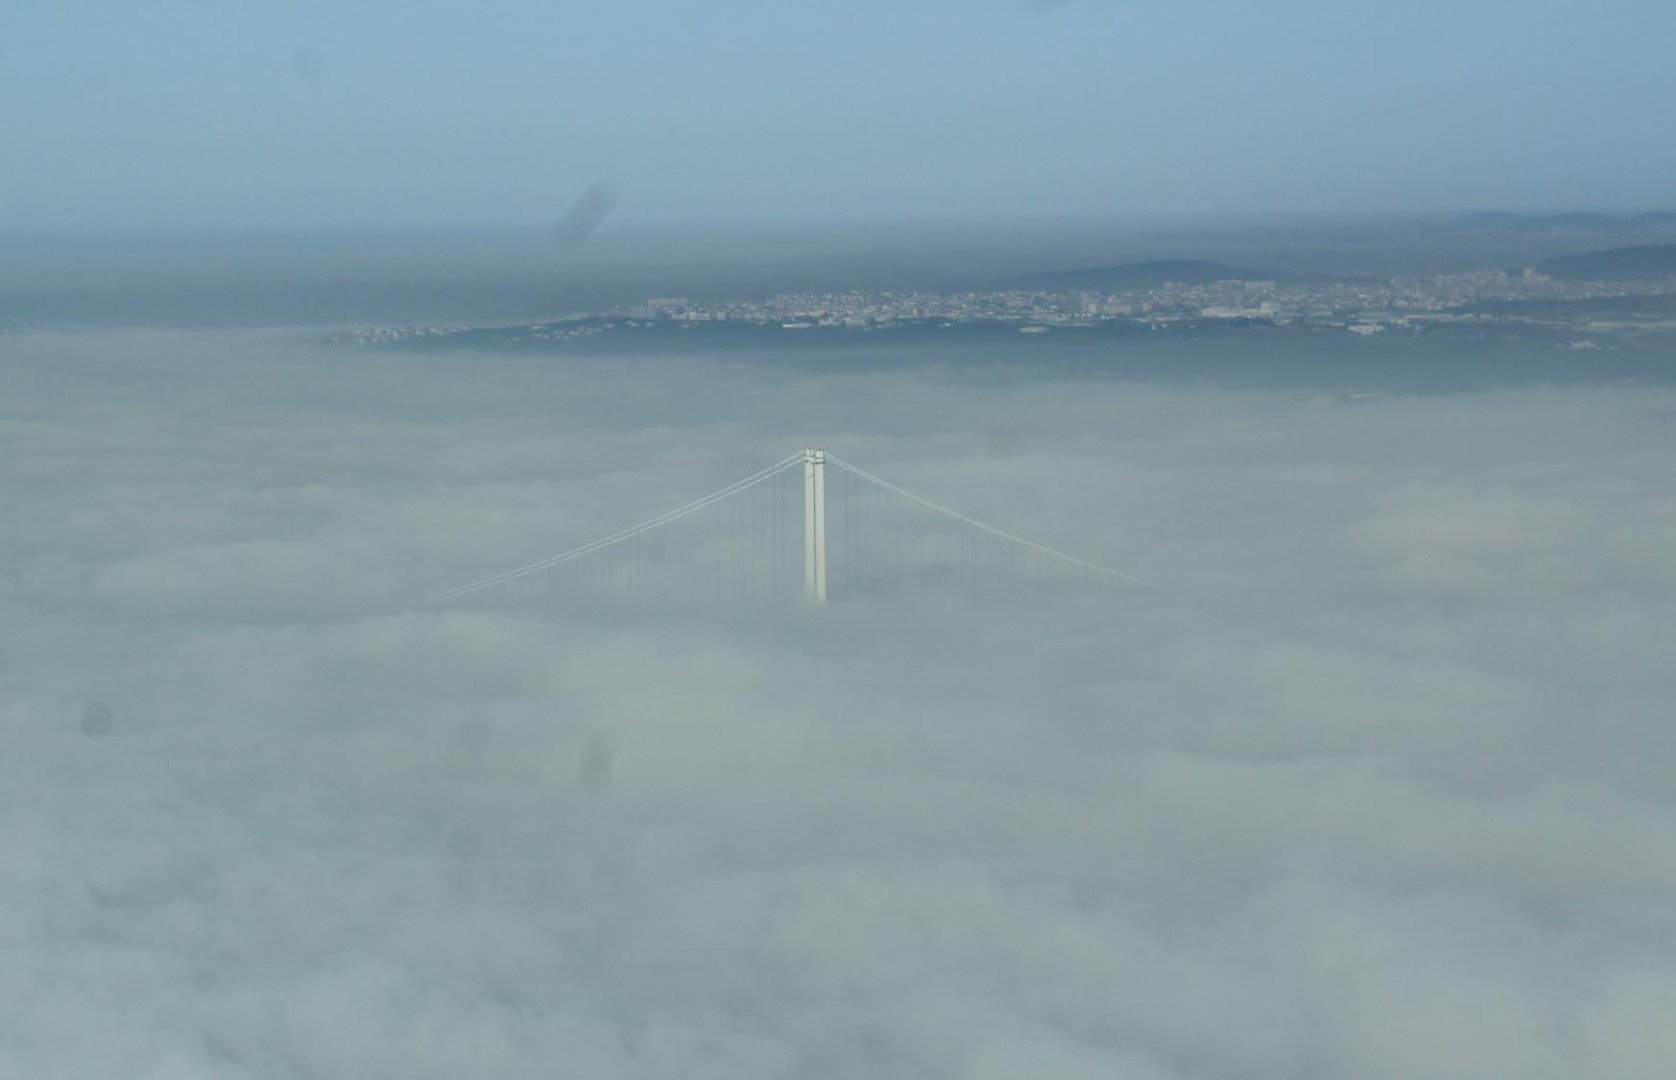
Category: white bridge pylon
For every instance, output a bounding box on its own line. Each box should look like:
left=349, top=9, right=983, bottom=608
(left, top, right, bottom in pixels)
left=804, top=448, right=827, bottom=603
left=419, top=448, right=1158, bottom=606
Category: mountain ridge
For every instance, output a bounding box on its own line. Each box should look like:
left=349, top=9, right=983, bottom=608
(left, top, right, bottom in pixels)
left=1455, top=211, right=1676, bottom=234
left=1001, top=259, right=1276, bottom=291
left=1537, top=244, right=1676, bottom=280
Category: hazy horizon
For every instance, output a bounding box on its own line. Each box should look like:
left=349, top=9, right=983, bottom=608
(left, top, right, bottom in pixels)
left=9, top=209, right=1676, bottom=329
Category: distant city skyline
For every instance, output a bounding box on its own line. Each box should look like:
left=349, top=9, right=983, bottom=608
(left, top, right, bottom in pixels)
left=4, top=0, right=1675, bottom=230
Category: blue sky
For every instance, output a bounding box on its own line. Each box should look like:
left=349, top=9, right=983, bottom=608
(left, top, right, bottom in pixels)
left=4, top=0, right=1674, bottom=228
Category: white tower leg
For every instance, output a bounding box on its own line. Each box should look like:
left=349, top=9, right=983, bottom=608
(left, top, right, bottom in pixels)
left=804, top=448, right=827, bottom=603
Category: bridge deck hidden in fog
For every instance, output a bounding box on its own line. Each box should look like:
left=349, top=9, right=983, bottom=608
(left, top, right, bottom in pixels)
left=422, top=449, right=1157, bottom=607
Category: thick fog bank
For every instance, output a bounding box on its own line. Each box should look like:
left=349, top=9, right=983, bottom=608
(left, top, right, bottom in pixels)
left=4, top=331, right=1675, bottom=1078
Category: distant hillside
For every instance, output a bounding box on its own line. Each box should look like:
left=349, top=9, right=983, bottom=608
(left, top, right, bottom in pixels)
left=1537, top=244, right=1676, bottom=281
left=1455, top=211, right=1676, bottom=234
left=1004, top=259, right=1273, bottom=291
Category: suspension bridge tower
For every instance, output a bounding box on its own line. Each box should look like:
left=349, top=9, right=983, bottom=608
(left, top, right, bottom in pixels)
left=804, top=447, right=827, bottom=604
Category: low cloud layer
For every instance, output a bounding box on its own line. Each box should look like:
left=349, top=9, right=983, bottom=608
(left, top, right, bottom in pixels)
left=4, top=330, right=1675, bottom=1078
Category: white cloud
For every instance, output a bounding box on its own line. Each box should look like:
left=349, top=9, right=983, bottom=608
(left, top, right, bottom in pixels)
left=3, top=329, right=1675, bottom=1077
